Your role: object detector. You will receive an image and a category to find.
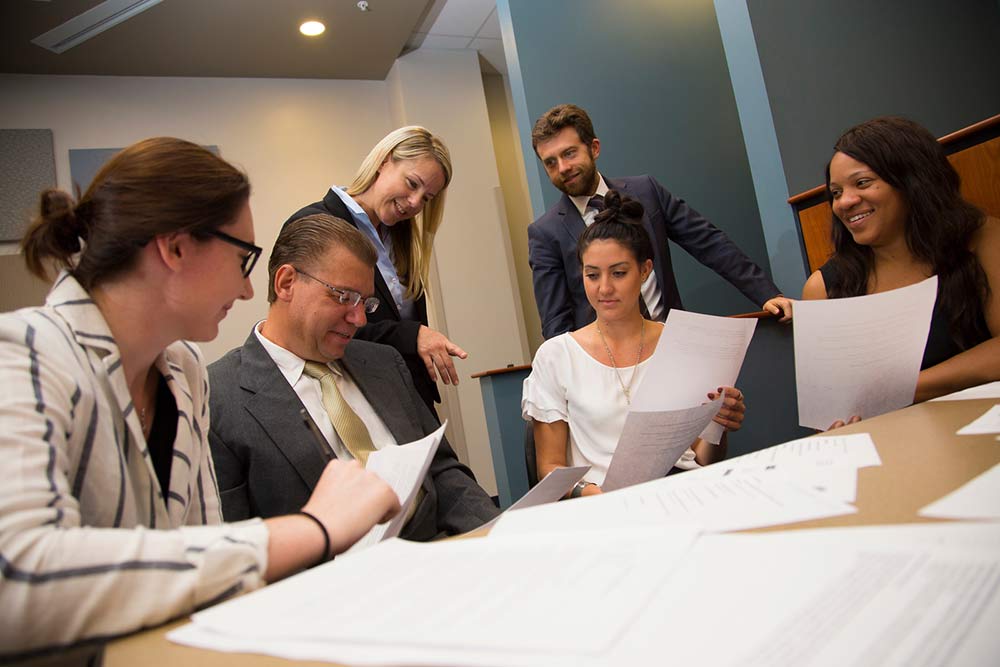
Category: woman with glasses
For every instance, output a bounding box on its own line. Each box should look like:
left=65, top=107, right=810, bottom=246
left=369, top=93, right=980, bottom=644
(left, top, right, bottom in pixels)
left=285, top=126, right=457, bottom=412
left=0, top=137, right=400, bottom=658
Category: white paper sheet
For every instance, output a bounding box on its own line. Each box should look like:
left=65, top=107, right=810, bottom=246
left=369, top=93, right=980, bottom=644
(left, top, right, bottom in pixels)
left=612, top=523, right=1000, bottom=667
left=683, top=459, right=861, bottom=503
left=171, top=523, right=1000, bottom=667
left=602, top=397, right=723, bottom=492
left=956, top=404, right=1000, bottom=435
left=170, top=528, right=701, bottom=666
left=347, top=422, right=445, bottom=551
left=475, top=465, right=590, bottom=531
left=722, top=432, right=882, bottom=469
left=631, top=309, right=756, bottom=443
left=930, top=380, right=1000, bottom=402
left=491, top=471, right=856, bottom=536
left=919, top=461, right=1000, bottom=519
left=793, top=277, right=937, bottom=430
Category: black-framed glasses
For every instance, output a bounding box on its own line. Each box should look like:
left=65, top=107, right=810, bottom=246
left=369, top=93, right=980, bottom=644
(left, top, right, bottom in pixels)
left=207, top=230, right=263, bottom=278
left=295, top=267, right=380, bottom=314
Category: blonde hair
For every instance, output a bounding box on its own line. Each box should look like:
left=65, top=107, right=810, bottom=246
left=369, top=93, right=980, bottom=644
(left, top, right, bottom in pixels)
left=347, top=126, right=452, bottom=300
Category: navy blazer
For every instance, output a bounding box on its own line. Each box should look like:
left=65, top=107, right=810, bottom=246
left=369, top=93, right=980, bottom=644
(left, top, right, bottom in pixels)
left=284, top=190, right=439, bottom=408
left=527, top=175, right=780, bottom=338
left=208, top=333, right=499, bottom=541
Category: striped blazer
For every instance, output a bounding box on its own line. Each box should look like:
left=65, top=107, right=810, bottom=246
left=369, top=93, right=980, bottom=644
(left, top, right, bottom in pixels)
left=0, top=273, right=268, bottom=660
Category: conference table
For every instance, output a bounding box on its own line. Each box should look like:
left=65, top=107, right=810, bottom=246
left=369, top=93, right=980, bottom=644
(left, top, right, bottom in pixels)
left=103, top=395, right=999, bottom=666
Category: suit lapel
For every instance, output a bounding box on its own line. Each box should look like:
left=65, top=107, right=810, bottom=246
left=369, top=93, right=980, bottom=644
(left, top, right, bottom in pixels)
left=239, top=333, right=329, bottom=491
left=556, top=194, right=587, bottom=244
left=321, top=191, right=401, bottom=321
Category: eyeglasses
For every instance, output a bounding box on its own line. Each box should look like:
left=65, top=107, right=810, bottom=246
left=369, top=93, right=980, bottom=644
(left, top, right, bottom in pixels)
left=207, top=230, right=263, bottom=278
left=295, top=267, right=380, bottom=314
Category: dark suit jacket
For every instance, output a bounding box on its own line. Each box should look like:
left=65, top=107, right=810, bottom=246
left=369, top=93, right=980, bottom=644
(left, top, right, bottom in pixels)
left=527, top=175, right=780, bottom=338
left=284, top=190, right=439, bottom=408
left=208, top=332, right=499, bottom=541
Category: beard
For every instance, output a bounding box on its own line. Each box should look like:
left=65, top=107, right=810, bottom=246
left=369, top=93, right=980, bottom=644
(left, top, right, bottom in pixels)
left=556, top=156, right=598, bottom=197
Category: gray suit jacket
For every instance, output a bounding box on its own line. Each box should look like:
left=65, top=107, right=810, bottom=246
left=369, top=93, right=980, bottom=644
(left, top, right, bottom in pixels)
left=528, top=175, right=780, bottom=338
left=208, top=332, right=499, bottom=540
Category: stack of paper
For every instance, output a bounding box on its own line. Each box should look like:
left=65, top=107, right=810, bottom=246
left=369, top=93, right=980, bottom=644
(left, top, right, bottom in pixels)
left=170, top=523, right=1000, bottom=666
left=491, top=470, right=857, bottom=536
left=683, top=432, right=882, bottom=503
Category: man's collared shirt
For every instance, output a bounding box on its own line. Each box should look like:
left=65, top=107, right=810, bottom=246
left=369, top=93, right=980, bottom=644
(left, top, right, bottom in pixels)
left=569, top=174, right=664, bottom=321
left=254, top=321, right=397, bottom=461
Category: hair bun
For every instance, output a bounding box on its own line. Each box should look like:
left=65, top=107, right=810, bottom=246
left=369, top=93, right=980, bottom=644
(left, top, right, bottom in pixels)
left=39, top=189, right=85, bottom=253
left=594, top=189, right=645, bottom=225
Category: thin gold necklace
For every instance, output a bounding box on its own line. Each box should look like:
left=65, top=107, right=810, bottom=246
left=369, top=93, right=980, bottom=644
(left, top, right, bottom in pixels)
left=596, top=318, right=644, bottom=405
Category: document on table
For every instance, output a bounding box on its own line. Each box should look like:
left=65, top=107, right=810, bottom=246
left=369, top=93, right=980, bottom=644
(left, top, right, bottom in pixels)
left=930, top=380, right=1000, bottom=402
left=347, top=422, right=445, bottom=552
left=491, top=471, right=856, bottom=536
left=682, top=433, right=881, bottom=503
left=476, top=465, right=590, bottom=531
left=919, top=461, right=1000, bottom=520
left=169, top=528, right=701, bottom=667
left=601, top=396, right=723, bottom=492
left=630, top=310, right=755, bottom=443
left=608, top=523, right=1000, bottom=667
left=793, top=276, right=937, bottom=430
left=723, top=432, right=882, bottom=469
left=956, top=404, right=1000, bottom=435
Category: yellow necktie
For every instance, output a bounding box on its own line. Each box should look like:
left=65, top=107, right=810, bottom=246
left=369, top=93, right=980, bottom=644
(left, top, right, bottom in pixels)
left=302, top=361, right=377, bottom=466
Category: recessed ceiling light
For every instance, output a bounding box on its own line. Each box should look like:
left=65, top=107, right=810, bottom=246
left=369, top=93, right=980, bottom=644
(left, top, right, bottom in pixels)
left=299, top=20, right=325, bottom=36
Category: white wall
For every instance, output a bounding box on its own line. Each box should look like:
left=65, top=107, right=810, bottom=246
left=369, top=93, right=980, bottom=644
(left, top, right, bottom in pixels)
left=0, top=73, right=392, bottom=364
left=0, top=69, right=523, bottom=490
left=386, top=49, right=529, bottom=494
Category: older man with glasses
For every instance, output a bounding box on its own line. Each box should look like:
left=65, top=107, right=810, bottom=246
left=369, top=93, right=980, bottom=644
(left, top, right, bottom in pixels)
left=206, top=214, right=498, bottom=540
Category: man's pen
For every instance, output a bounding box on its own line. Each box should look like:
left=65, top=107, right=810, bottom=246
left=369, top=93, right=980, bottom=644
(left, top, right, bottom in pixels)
left=300, top=408, right=333, bottom=463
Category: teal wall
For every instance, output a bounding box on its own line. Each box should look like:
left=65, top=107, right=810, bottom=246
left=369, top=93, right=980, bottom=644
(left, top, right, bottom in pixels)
left=499, top=0, right=808, bottom=455
left=747, top=0, right=1000, bottom=195
left=499, top=0, right=1000, bottom=454
left=499, top=0, right=775, bottom=317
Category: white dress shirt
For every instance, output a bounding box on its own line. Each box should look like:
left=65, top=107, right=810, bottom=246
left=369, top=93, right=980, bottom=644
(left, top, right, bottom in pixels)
left=570, top=174, right=665, bottom=321
left=254, top=322, right=397, bottom=460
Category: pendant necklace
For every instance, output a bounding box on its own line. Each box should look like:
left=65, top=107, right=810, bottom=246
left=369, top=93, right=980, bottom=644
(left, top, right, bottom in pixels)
left=596, top=318, right=645, bottom=405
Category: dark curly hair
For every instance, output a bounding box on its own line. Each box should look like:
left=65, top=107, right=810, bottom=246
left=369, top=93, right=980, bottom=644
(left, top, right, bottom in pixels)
left=823, top=116, right=989, bottom=349
left=576, top=190, right=653, bottom=265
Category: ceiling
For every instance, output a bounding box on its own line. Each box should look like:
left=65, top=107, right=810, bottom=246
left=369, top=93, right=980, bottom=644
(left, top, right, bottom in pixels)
left=0, top=0, right=506, bottom=80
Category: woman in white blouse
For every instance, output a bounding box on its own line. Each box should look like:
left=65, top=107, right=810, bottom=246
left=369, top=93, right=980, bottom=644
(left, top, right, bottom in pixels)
left=522, top=191, right=746, bottom=498
left=0, top=137, right=400, bottom=659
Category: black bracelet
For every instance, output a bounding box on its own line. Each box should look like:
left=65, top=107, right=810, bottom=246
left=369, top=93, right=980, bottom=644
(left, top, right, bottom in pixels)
left=296, top=510, right=331, bottom=566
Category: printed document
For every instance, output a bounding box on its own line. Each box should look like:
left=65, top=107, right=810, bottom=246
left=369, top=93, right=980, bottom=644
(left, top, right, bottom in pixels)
left=793, top=276, right=937, bottom=429
left=347, top=422, right=445, bottom=551
left=476, top=465, right=590, bottom=531
left=632, top=309, right=756, bottom=443
left=491, top=471, right=856, bottom=536
left=602, top=397, right=722, bottom=491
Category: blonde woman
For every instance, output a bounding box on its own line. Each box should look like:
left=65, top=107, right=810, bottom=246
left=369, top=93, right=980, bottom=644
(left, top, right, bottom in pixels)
left=285, top=126, right=458, bottom=411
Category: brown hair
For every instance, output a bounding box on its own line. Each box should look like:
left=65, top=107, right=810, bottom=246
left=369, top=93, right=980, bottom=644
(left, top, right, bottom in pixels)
left=531, top=104, right=597, bottom=152
left=577, top=190, right=653, bottom=265
left=267, top=213, right=377, bottom=303
left=21, top=137, right=250, bottom=290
